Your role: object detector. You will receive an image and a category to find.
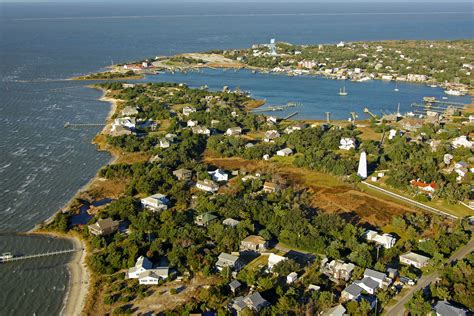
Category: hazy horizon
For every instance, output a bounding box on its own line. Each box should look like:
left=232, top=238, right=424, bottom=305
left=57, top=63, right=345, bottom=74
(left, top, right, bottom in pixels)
left=1, top=0, right=472, bottom=3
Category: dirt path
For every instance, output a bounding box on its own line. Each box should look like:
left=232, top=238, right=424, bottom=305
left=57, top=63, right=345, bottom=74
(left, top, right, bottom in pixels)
left=133, top=275, right=221, bottom=313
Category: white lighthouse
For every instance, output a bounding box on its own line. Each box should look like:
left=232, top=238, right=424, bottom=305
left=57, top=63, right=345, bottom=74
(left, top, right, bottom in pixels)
left=357, top=151, right=367, bottom=179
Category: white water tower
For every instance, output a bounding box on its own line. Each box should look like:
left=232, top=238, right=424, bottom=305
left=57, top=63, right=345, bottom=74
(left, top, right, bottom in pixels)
left=269, top=38, right=277, bottom=56
left=357, top=151, right=367, bottom=179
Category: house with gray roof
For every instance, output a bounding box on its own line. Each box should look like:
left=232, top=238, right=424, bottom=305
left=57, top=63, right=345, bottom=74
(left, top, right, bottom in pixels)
left=128, top=256, right=153, bottom=278
left=229, top=280, right=242, bottom=295
left=354, top=277, right=379, bottom=295
left=88, top=217, right=119, bottom=236
left=364, top=268, right=388, bottom=287
left=322, top=304, right=346, bottom=316
left=216, top=252, right=243, bottom=271
left=173, top=168, right=192, bottom=181
left=231, top=292, right=270, bottom=313
left=138, top=267, right=169, bottom=285
left=400, top=252, right=430, bottom=269
left=434, top=300, right=468, bottom=316
left=195, top=212, right=218, bottom=227
left=341, top=283, right=364, bottom=301
left=223, top=218, right=240, bottom=227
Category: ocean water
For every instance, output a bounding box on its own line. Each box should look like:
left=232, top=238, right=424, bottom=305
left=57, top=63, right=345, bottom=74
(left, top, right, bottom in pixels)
left=0, top=2, right=472, bottom=315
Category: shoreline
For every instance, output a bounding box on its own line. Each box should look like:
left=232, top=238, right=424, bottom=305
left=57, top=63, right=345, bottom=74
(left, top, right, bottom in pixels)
left=30, top=85, right=119, bottom=316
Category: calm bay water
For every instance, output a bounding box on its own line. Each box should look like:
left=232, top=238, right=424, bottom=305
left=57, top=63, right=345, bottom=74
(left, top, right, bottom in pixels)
left=0, top=2, right=472, bottom=315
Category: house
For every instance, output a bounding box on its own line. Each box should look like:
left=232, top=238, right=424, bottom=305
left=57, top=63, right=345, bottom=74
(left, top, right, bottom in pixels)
left=410, top=179, right=437, bottom=193
left=308, top=284, right=321, bottom=292
left=268, top=253, right=287, bottom=270
left=454, top=161, right=469, bottom=180
left=364, top=268, right=388, bottom=287
left=452, top=136, right=473, bottom=149
left=354, top=277, right=379, bottom=295
left=182, top=106, right=196, bottom=116
left=138, top=268, right=169, bottom=285
left=267, top=116, right=278, bottom=124
left=192, top=126, right=211, bottom=136
left=339, top=137, right=356, bottom=150
left=208, top=169, right=229, bottom=182
left=400, top=252, right=430, bottom=269
left=128, top=256, right=153, bottom=278
left=286, top=272, right=298, bottom=284
left=226, top=127, right=242, bottom=136
left=284, top=124, right=305, bottom=134
left=88, top=218, right=119, bottom=236
left=196, top=179, right=219, bottom=193
left=341, top=283, right=364, bottom=301
left=240, top=235, right=268, bottom=252
left=121, top=106, right=139, bottom=116
left=159, top=138, right=170, bottom=148
left=365, top=230, right=397, bottom=248
left=216, top=253, right=243, bottom=271
left=141, top=193, right=169, bottom=212
left=195, top=212, right=218, bottom=227
left=223, top=218, right=240, bottom=227
left=322, top=304, right=346, bottom=316
left=114, top=117, right=136, bottom=129
left=242, top=175, right=258, bottom=182
left=229, top=280, right=242, bottom=295
left=402, top=118, right=424, bottom=131
left=321, top=258, right=355, bottom=281
left=173, top=168, right=192, bottom=181
left=244, top=292, right=270, bottom=311
left=434, top=300, right=469, bottom=316
left=187, top=119, right=198, bottom=127
left=276, top=148, right=293, bottom=157
left=110, top=125, right=133, bottom=136
left=264, top=130, right=280, bottom=142
left=263, top=181, right=280, bottom=194
left=386, top=267, right=399, bottom=279
left=232, top=292, right=270, bottom=312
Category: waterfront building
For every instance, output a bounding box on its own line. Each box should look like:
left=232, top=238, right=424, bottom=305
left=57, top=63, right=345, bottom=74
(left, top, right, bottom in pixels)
left=88, top=218, right=119, bottom=236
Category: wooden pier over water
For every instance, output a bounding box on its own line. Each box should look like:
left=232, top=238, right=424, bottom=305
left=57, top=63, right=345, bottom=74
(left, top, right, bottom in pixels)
left=64, top=122, right=105, bottom=128
left=252, top=102, right=302, bottom=113
left=0, top=248, right=81, bottom=263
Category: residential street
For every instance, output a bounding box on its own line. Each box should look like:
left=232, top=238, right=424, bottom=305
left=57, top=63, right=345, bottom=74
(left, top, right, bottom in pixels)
left=384, top=238, right=474, bottom=316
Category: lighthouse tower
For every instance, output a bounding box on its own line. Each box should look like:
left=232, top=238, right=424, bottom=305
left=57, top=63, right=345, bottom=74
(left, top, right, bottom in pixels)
left=357, top=151, right=367, bottom=179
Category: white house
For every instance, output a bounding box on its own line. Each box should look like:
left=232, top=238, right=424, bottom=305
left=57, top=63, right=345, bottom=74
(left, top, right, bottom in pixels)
left=276, top=148, right=293, bottom=157
left=159, top=138, right=170, bottom=148
left=196, top=179, right=219, bottom=193
left=141, top=193, right=169, bottom=212
left=268, top=253, right=287, bottom=270
left=138, top=268, right=169, bottom=285
left=339, top=137, right=356, bottom=150
left=341, top=283, right=363, bottom=301
left=267, top=116, right=278, bottom=124
left=128, top=256, right=153, bottom=279
left=192, top=126, right=211, bottom=136
left=226, top=127, right=242, bottom=136
left=363, top=268, right=388, bottom=288
left=286, top=272, right=298, bottom=284
left=264, top=130, right=280, bottom=142
left=400, top=252, right=430, bottom=269
left=208, top=169, right=229, bottom=182
left=113, top=117, right=136, bottom=130
left=187, top=120, right=198, bottom=127
left=182, top=106, right=196, bottom=116
left=323, top=304, right=346, bottom=316
left=452, top=135, right=473, bottom=149
left=365, top=230, right=397, bottom=248
left=354, top=277, right=379, bottom=295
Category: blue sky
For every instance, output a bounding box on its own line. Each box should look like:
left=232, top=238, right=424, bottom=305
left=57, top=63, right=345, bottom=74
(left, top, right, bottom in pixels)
left=1, top=0, right=469, bottom=2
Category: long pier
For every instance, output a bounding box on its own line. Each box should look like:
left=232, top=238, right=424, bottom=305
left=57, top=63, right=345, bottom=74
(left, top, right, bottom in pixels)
left=64, top=122, right=105, bottom=128
left=1, top=248, right=81, bottom=263
left=284, top=112, right=299, bottom=119
left=252, top=102, right=302, bottom=113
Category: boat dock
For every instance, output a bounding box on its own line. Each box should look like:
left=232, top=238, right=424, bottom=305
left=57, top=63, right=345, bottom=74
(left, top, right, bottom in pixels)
left=0, top=248, right=81, bottom=263
left=252, top=102, right=302, bottom=113
left=64, top=122, right=105, bottom=128
left=284, top=112, right=299, bottom=119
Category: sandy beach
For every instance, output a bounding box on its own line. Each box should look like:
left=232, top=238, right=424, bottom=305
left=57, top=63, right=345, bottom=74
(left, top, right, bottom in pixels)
left=61, top=235, right=89, bottom=316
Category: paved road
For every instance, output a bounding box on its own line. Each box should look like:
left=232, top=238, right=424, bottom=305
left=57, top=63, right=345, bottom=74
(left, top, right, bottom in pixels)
left=384, top=238, right=474, bottom=316
left=361, top=182, right=459, bottom=219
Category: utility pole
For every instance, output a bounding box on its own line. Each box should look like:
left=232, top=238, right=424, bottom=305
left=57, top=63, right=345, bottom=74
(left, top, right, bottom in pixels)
left=350, top=112, right=357, bottom=126
left=325, top=112, right=331, bottom=123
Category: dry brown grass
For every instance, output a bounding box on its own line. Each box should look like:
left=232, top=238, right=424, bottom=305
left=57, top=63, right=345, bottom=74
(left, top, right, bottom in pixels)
left=204, top=153, right=412, bottom=227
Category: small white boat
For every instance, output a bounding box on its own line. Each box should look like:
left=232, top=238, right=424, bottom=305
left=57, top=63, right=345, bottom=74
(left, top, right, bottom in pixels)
left=0, top=252, right=13, bottom=261
left=444, top=89, right=465, bottom=96
left=430, top=84, right=437, bottom=88
left=394, top=83, right=399, bottom=92
left=339, top=86, right=348, bottom=96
